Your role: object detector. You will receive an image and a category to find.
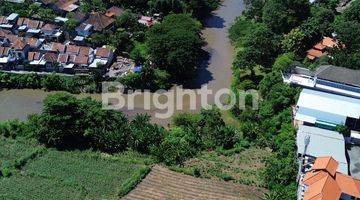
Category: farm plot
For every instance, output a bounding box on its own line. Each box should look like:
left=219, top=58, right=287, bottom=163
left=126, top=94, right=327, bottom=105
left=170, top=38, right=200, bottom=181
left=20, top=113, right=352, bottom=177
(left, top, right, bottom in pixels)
left=0, top=149, right=151, bottom=200
left=122, top=165, right=267, bottom=200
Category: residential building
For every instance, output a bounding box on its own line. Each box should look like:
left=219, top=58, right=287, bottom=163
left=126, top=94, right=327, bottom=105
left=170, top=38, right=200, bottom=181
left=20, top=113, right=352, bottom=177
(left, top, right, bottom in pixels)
left=17, top=18, right=44, bottom=36
left=83, top=12, right=115, bottom=32
left=105, top=6, right=125, bottom=18
left=41, top=0, right=79, bottom=14
left=283, top=65, right=360, bottom=99
left=299, top=157, right=360, bottom=200
left=294, top=89, right=360, bottom=131
left=138, top=16, right=156, bottom=27
left=75, top=23, right=93, bottom=37
left=306, top=37, right=340, bottom=61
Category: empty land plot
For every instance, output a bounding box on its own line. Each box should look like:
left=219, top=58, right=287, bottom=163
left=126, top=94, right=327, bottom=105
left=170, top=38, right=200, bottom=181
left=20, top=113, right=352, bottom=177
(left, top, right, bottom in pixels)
left=179, top=147, right=272, bottom=187
left=122, top=165, right=267, bottom=200
left=0, top=149, right=151, bottom=200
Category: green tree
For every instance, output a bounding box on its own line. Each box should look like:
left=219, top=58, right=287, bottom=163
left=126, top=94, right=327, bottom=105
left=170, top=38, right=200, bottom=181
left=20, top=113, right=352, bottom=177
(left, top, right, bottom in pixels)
left=262, top=0, right=310, bottom=34
left=281, top=28, right=306, bottom=56
left=128, top=114, right=166, bottom=154
left=147, top=14, right=204, bottom=82
left=34, top=92, right=85, bottom=148
left=343, top=0, right=360, bottom=22
left=153, top=127, right=200, bottom=165
left=233, top=24, right=279, bottom=76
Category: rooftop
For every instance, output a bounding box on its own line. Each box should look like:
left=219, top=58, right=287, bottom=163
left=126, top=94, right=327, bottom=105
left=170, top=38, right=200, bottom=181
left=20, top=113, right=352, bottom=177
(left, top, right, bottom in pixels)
left=302, top=157, right=360, bottom=200
left=84, top=12, right=115, bottom=31
left=315, top=65, right=360, bottom=87
left=296, top=125, right=348, bottom=174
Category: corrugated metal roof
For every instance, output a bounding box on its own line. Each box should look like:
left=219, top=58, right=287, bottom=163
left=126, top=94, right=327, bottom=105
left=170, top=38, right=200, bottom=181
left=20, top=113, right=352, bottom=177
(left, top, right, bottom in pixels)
left=297, top=89, right=360, bottom=120
left=297, top=125, right=348, bottom=174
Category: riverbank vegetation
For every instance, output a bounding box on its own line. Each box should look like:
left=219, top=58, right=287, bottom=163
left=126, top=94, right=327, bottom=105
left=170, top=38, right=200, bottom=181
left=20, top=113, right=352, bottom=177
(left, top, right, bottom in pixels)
left=226, top=0, right=360, bottom=199
left=0, top=72, right=100, bottom=94
left=0, top=91, right=255, bottom=198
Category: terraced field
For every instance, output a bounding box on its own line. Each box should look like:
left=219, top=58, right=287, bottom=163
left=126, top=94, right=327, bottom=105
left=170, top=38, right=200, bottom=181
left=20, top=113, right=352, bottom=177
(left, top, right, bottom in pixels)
left=122, top=165, right=267, bottom=200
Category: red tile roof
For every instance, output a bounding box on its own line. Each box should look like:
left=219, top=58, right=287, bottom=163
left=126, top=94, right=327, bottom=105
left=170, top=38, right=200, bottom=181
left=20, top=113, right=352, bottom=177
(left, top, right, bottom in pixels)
left=73, top=55, right=88, bottom=65
left=95, top=47, right=112, bottom=58
left=105, top=6, right=125, bottom=18
left=57, top=54, right=69, bottom=63
left=28, top=52, right=41, bottom=61
left=0, top=29, right=12, bottom=38
left=303, top=157, right=360, bottom=200
left=0, top=47, right=10, bottom=56
left=79, top=46, right=91, bottom=55
left=44, top=52, right=58, bottom=63
left=25, top=37, right=39, bottom=47
left=312, top=157, right=339, bottom=177
left=51, top=43, right=66, bottom=53
left=66, top=45, right=80, bottom=54
left=41, top=23, right=58, bottom=32
left=0, top=16, right=8, bottom=24
left=307, top=49, right=325, bottom=60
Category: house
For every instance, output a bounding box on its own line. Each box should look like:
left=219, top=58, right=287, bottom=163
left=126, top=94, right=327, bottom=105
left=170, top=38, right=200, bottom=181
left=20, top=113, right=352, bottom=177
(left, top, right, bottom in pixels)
left=75, top=23, right=93, bottom=37
left=0, top=46, right=16, bottom=65
left=41, top=23, right=62, bottom=39
left=83, top=12, right=115, bottom=32
left=28, top=51, right=46, bottom=66
left=0, top=13, right=19, bottom=29
left=25, top=37, right=44, bottom=49
left=72, top=11, right=88, bottom=23
left=294, top=89, right=360, bottom=131
left=138, top=16, right=156, bottom=27
left=283, top=65, right=360, bottom=99
left=299, top=157, right=360, bottom=200
left=17, top=18, right=44, bottom=36
left=296, top=125, right=348, bottom=174
left=89, top=47, right=113, bottom=69
left=50, top=42, right=66, bottom=53
left=307, top=37, right=340, bottom=61
left=41, top=0, right=79, bottom=14
left=105, top=6, right=125, bottom=18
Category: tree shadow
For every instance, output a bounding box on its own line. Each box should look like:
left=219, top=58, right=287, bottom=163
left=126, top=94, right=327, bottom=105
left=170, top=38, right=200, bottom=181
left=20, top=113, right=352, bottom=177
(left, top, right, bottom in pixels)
left=203, top=15, right=226, bottom=29
left=184, top=49, right=214, bottom=89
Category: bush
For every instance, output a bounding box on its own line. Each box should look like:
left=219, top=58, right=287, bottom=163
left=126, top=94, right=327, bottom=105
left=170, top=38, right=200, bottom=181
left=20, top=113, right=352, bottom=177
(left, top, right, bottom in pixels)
left=152, top=127, right=200, bottom=165
left=128, top=114, right=166, bottom=154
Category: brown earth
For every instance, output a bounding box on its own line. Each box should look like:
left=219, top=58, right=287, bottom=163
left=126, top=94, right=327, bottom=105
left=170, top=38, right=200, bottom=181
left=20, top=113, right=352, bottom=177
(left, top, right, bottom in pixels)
left=122, top=165, right=267, bottom=200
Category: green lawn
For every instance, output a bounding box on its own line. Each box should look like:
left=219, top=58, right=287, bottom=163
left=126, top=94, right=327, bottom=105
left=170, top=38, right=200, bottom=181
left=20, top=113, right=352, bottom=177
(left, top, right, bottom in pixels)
left=0, top=137, right=152, bottom=200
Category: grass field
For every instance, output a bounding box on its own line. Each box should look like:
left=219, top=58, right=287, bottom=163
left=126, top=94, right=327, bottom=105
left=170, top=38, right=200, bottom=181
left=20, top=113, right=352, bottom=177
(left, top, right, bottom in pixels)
left=0, top=137, right=153, bottom=200
left=171, top=147, right=272, bottom=187
left=0, top=136, right=44, bottom=176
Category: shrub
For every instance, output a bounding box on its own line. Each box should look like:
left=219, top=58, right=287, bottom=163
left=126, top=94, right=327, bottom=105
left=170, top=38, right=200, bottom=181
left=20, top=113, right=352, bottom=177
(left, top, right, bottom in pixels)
left=128, top=114, right=166, bottom=154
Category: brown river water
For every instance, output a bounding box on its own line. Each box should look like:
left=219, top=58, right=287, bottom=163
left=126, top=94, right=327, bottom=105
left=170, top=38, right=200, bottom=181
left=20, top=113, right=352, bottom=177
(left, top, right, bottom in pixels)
left=0, top=0, right=244, bottom=125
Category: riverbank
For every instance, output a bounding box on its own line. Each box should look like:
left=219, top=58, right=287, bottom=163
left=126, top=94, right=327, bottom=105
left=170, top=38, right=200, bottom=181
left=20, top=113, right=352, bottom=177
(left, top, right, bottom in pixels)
left=0, top=0, right=245, bottom=125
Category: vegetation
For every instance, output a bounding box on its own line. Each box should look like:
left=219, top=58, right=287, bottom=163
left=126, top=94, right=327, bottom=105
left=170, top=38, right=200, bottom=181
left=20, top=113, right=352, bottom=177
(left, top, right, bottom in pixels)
left=0, top=144, right=152, bottom=199
left=0, top=72, right=101, bottom=94
left=147, top=13, right=204, bottom=83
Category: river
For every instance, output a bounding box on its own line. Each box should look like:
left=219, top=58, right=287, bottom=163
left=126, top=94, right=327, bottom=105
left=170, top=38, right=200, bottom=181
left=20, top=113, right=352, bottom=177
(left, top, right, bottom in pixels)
left=0, top=0, right=245, bottom=125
